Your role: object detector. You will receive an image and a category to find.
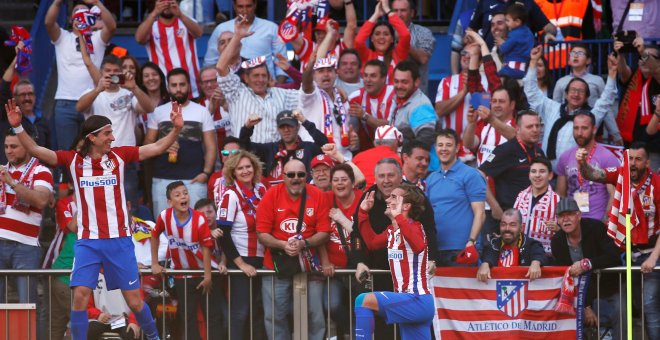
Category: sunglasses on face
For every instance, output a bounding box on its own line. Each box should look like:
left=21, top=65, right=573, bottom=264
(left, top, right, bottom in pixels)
left=641, top=53, right=660, bottom=62
left=285, top=171, right=306, bottom=179
left=221, top=150, right=240, bottom=156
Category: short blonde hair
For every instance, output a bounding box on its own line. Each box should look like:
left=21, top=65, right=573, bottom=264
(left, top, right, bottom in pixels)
left=222, top=150, right=263, bottom=187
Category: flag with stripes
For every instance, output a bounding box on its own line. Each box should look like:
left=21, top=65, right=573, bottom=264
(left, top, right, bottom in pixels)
left=607, top=150, right=631, bottom=248
left=432, top=267, right=577, bottom=339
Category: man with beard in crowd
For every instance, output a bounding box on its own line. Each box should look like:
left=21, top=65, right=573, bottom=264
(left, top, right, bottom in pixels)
left=135, top=0, right=203, bottom=96
left=145, top=68, right=217, bottom=216
left=556, top=111, right=618, bottom=221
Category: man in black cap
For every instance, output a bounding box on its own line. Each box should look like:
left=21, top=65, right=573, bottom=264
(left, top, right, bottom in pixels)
left=551, top=197, right=621, bottom=334
left=239, top=109, right=328, bottom=186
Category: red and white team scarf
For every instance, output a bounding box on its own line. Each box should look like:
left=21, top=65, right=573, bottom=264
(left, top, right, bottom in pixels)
left=608, top=158, right=656, bottom=248
left=513, top=186, right=560, bottom=253
left=278, top=0, right=329, bottom=42
left=640, top=78, right=654, bottom=126
left=0, top=157, right=39, bottom=214
left=71, top=6, right=101, bottom=54
left=320, top=87, right=350, bottom=147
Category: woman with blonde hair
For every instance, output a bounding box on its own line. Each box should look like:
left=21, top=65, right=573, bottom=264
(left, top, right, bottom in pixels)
left=216, top=150, right=267, bottom=339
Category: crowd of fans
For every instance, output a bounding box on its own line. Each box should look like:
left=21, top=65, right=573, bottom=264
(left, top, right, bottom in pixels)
left=0, top=0, right=659, bottom=339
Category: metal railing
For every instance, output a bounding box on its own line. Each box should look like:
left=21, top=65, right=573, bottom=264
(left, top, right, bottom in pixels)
left=0, top=267, right=656, bottom=339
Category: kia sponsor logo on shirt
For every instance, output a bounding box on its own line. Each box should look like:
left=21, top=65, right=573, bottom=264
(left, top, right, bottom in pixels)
left=279, top=218, right=307, bottom=233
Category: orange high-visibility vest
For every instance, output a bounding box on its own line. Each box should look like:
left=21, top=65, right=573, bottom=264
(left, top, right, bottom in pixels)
left=535, top=0, right=589, bottom=69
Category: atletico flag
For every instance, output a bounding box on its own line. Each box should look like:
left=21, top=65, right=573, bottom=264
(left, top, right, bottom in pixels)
left=432, top=267, right=581, bottom=339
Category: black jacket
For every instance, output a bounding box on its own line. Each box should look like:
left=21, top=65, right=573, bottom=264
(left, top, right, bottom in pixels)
left=239, top=120, right=328, bottom=176
left=481, top=234, right=547, bottom=268
left=551, top=218, right=622, bottom=307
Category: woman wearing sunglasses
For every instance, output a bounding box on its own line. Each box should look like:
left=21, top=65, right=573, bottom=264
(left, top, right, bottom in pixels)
left=216, top=150, right=267, bottom=340
left=208, top=136, right=243, bottom=211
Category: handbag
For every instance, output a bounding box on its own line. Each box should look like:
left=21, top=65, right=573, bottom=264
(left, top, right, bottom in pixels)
left=271, top=188, right=306, bottom=278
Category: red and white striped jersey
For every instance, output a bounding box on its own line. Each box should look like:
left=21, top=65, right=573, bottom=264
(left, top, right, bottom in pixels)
left=154, top=207, right=215, bottom=270
left=56, top=147, right=138, bottom=240
left=348, top=85, right=397, bottom=122
left=146, top=18, right=200, bottom=97
left=296, top=38, right=345, bottom=71
left=217, top=184, right=266, bottom=258
left=387, top=216, right=430, bottom=295
left=435, top=73, right=489, bottom=137
left=513, top=186, right=560, bottom=254
left=475, top=118, right=515, bottom=166
left=0, top=161, right=53, bottom=246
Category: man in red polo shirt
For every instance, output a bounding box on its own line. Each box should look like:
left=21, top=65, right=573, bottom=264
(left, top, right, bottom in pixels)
left=256, top=159, right=331, bottom=340
left=352, top=125, right=403, bottom=188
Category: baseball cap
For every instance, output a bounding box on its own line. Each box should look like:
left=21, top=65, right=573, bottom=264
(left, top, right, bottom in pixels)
left=315, top=18, right=339, bottom=32
left=374, top=125, right=403, bottom=143
left=314, top=57, right=337, bottom=70
left=455, top=244, right=479, bottom=264
left=276, top=110, right=298, bottom=127
left=310, top=154, right=336, bottom=169
left=556, top=197, right=580, bottom=215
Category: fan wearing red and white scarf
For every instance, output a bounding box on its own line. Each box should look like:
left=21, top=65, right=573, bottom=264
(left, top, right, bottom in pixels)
left=513, top=185, right=560, bottom=254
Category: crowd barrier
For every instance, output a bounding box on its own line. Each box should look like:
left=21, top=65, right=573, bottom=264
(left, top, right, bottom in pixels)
left=0, top=266, right=656, bottom=339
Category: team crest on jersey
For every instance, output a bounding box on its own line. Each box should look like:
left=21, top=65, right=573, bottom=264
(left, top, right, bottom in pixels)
left=306, top=208, right=314, bottom=216
left=176, top=28, right=185, bottom=38
left=296, top=149, right=304, bottom=159
left=102, top=159, right=116, bottom=171
left=279, top=218, right=306, bottom=233
left=496, top=280, right=528, bottom=318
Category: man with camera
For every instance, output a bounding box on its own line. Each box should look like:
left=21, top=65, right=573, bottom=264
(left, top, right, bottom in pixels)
left=75, top=55, right=153, bottom=207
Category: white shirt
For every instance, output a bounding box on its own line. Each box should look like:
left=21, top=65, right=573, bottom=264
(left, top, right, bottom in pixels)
left=83, top=88, right=139, bottom=147
left=300, top=85, right=352, bottom=160
left=52, top=29, right=107, bottom=100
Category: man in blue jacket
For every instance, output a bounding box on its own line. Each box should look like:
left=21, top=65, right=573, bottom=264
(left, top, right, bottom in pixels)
left=477, top=208, right=545, bottom=282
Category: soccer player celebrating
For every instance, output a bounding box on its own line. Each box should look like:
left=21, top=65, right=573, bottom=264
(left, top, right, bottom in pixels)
left=355, top=183, right=435, bottom=339
left=4, top=98, right=183, bottom=340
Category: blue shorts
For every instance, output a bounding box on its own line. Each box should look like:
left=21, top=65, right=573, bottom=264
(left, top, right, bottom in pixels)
left=71, top=237, right=140, bottom=291
left=375, top=292, right=435, bottom=339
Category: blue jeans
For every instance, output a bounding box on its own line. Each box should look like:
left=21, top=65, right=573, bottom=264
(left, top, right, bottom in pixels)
left=227, top=257, right=264, bottom=340
left=152, top=178, right=207, bottom=217
left=261, top=273, right=325, bottom=340
left=635, top=253, right=660, bottom=339
left=322, top=277, right=349, bottom=334
left=53, top=100, right=83, bottom=151
left=0, top=239, right=42, bottom=303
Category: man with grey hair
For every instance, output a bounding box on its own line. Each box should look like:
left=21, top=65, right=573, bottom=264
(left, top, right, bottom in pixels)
left=351, top=157, right=437, bottom=340
left=477, top=208, right=545, bottom=282
left=1, top=75, right=50, bottom=153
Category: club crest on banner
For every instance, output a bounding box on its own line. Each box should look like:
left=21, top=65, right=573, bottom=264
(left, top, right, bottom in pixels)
left=496, top=280, right=528, bottom=318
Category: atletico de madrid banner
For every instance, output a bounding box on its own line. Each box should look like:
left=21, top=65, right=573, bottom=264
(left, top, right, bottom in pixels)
left=432, top=267, right=580, bottom=339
